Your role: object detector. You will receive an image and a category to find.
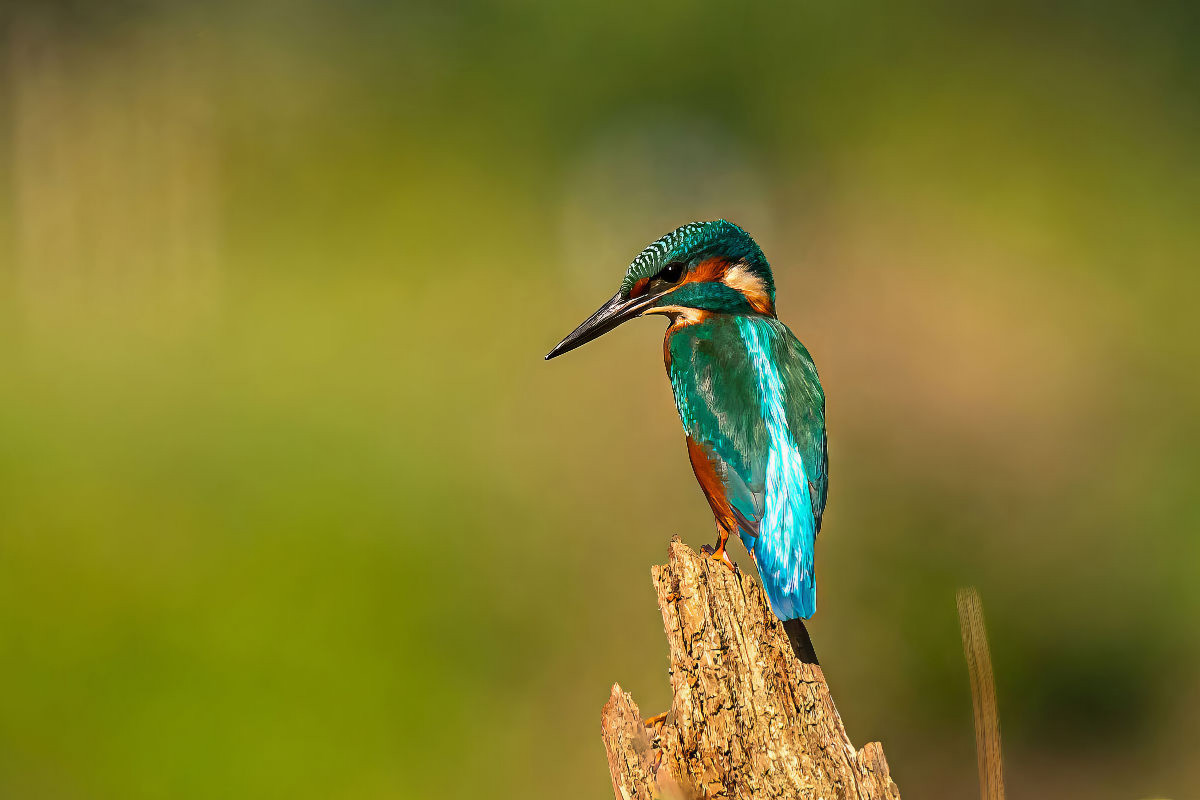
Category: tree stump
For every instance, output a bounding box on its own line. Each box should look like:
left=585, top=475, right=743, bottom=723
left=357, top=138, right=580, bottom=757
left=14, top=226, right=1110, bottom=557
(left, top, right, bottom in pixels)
left=601, top=537, right=901, bottom=800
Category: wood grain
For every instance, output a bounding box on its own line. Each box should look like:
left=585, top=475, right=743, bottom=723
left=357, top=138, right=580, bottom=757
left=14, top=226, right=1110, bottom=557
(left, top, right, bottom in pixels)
left=601, top=537, right=901, bottom=800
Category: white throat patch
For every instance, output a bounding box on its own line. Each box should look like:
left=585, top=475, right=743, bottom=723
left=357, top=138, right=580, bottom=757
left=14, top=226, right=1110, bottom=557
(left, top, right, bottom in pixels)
left=723, top=263, right=773, bottom=314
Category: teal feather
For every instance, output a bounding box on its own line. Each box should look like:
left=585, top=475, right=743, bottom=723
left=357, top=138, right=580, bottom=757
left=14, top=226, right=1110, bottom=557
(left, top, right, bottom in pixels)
left=666, top=315, right=826, bottom=620
left=620, top=220, right=775, bottom=302
left=548, top=220, right=827, bottom=623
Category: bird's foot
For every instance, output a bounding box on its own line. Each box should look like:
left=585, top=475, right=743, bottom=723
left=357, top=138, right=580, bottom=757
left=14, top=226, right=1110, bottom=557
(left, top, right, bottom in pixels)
left=643, top=711, right=668, bottom=729
left=701, top=544, right=738, bottom=574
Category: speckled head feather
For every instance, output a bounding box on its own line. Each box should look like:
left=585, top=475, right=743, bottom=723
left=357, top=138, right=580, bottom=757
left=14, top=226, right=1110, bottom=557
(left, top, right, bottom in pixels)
left=619, top=220, right=775, bottom=303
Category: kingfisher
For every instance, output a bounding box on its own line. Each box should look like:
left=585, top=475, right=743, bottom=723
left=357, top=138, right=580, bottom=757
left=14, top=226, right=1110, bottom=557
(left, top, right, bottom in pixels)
left=546, top=221, right=827, bottom=662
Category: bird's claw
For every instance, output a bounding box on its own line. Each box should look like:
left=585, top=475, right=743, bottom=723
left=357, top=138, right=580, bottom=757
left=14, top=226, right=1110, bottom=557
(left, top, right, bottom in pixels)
left=706, top=547, right=738, bottom=573
left=701, top=543, right=738, bottom=573
left=643, top=711, right=668, bottom=729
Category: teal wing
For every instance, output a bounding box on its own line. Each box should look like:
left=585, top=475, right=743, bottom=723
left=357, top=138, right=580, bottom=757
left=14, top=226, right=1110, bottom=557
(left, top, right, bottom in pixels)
left=667, top=318, right=769, bottom=533
left=666, top=316, right=827, bottom=620
left=775, top=324, right=828, bottom=532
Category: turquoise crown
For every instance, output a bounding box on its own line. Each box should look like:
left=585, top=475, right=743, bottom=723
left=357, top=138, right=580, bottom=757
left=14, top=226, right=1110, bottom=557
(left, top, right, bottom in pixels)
left=619, top=220, right=774, bottom=301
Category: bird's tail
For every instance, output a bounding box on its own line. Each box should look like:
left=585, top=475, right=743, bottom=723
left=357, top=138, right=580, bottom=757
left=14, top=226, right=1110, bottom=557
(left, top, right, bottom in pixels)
left=783, top=618, right=819, bottom=665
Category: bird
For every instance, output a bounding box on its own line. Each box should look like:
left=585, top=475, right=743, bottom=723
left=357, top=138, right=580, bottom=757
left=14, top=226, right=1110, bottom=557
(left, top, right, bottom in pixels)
left=546, top=220, right=827, bottom=663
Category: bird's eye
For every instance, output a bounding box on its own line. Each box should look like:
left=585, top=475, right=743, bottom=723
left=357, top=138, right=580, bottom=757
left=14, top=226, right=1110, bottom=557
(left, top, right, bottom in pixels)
left=656, top=261, right=685, bottom=283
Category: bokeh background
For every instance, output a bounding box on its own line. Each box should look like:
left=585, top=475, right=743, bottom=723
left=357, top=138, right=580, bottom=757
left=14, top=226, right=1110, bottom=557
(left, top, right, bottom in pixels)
left=1, top=2, right=1197, bottom=798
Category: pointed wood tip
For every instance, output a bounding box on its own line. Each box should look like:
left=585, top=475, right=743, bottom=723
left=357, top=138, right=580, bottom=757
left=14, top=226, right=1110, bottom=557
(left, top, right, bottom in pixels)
left=602, top=537, right=901, bottom=799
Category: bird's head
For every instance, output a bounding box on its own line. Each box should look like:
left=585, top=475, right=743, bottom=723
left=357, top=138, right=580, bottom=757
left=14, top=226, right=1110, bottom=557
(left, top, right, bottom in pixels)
left=545, top=220, right=775, bottom=360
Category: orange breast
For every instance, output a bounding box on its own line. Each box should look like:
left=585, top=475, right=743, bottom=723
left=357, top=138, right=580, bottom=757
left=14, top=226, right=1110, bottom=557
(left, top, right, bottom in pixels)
left=686, top=436, right=738, bottom=534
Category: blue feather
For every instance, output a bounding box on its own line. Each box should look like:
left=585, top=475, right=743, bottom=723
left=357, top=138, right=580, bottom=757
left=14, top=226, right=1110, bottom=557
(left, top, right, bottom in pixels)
left=735, top=317, right=817, bottom=620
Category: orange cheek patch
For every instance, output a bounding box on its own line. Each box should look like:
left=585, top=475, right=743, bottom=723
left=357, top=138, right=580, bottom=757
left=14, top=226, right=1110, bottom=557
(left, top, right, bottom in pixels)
left=680, top=258, right=729, bottom=286
left=744, top=293, right=774, bottom=315
left=628, top=277, right=650, bottom=298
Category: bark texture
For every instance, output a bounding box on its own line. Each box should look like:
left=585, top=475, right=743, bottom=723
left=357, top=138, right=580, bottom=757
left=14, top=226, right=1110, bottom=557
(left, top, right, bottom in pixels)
left=601, top=537, right=901, bottom=800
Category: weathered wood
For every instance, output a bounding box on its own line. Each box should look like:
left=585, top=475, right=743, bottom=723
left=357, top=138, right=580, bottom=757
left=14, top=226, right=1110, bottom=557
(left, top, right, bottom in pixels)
left=602, top=537, right=901, bottom=800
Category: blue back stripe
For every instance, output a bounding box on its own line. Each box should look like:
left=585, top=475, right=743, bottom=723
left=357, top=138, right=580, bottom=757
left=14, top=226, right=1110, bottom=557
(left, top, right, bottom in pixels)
left=736, top=317, right=817, bottom=620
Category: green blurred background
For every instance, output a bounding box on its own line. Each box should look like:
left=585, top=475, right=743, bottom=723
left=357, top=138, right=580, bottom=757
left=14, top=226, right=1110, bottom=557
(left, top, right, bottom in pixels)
left=1, top=1, right=1197, bottom=798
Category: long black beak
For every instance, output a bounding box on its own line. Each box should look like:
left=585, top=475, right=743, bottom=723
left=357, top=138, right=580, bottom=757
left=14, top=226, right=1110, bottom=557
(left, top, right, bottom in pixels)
left=545, top=290, right=657, bottom=360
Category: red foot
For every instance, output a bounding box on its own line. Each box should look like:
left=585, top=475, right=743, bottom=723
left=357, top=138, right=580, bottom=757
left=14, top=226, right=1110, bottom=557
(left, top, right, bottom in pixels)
left=702, top=545, right=737, bottom=573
